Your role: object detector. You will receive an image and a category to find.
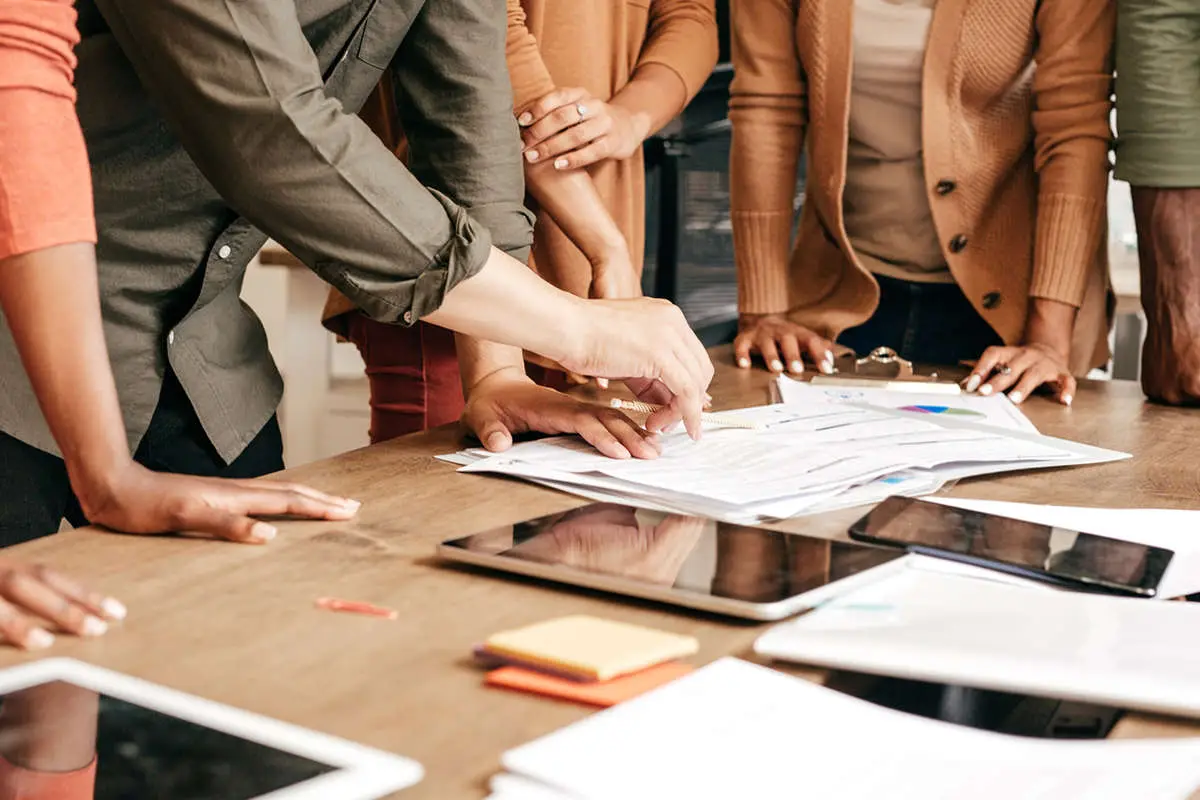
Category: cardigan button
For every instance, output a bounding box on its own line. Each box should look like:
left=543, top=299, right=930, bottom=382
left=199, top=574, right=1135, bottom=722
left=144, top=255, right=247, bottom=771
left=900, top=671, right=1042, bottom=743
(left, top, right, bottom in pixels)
left=935, top=179, right=957, bottom=195
left=982, top=291, right=1002, bottom=310
left=949, top=234, right=969, bottom=254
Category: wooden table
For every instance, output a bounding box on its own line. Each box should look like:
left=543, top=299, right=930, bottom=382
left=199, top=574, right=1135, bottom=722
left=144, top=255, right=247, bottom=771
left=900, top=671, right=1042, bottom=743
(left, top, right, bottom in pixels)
left=5, top=347, right=1200, bottom=798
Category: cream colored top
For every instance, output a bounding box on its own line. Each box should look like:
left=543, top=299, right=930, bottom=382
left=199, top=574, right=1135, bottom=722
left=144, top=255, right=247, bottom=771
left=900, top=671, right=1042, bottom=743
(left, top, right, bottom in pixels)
left=843, top=0, right=951, bottom=283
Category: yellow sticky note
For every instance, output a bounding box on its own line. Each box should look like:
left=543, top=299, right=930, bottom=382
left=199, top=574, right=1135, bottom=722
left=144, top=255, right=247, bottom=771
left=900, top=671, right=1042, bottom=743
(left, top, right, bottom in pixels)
left=483, top=615, right=700, bottom=682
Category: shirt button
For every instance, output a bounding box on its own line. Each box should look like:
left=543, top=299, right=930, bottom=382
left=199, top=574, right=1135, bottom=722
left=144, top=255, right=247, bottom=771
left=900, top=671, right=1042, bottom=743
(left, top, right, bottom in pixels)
left=935, top=179, right=957, bottom=195
left=167, top=330, right=176, bottom=346
left=217, top=245, right=232, bottom=259
left=402, top=311, right=413, bottom=325
left=949, top=234, right=969, bottom=254
left=982, top=292, right=1002, bottom=310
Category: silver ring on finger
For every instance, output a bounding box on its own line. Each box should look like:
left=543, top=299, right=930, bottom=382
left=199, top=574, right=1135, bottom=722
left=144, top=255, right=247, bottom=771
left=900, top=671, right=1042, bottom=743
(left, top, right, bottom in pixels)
left=998, top=364, right=1012, bottom=376
left=576, top=103, right=588, bottom=120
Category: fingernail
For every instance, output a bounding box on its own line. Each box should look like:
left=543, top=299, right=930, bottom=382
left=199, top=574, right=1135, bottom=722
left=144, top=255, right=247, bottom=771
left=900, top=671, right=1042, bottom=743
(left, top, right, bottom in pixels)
left=820, top=361, right=835, bottom=375
left=518, top=112, right=532, bottom=126
left=965, top=375, right=982, bottom=393
left=737, top=358, right=750, bottom=369
left=1063, top=394, right=1073, bottom=407
left=554, top=158, right=569, bottom=170
left=341, top=498, right=362, bottom=511
left=790, top=361, right=805, bottom=374
left=979, top=385, right=994, bottom=396
left=26, top=629, right=54, bottom=650
left=486, top=432, right=510, bottom=450
left=251, top=522, right=277, bottom=542
left=824, top=350, right=835, bottom=365
left=82, top=616, right=108, bottom=637
left=1008, top=390, right=1024, bottom=405
left=596, top=378, right=610, bottom=389
left=101, top=597, right=127, bottom=621
left=769, top=360, right=783, bottom=373
left=524, top=150, right=540, bottom=163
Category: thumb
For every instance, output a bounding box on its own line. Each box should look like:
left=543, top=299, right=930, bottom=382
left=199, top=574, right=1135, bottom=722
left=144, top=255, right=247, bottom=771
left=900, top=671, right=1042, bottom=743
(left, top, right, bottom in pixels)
left=468, top=410, right=514, bottom=452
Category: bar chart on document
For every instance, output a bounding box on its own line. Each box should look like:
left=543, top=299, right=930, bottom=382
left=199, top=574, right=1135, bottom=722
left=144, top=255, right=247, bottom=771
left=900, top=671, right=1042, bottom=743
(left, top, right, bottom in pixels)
left=443, top=388, right=1128, bottom=523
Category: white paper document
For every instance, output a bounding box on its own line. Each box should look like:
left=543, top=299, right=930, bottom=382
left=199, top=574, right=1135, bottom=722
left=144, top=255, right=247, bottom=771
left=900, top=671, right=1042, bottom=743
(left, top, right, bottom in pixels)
left=776, top=375, right=1038, bottom=432
left=490, top=658, right=1200, bottom=800
left=755, top=561, right=1200, bottom=720
left=447, top=398, right=1128, bottom=523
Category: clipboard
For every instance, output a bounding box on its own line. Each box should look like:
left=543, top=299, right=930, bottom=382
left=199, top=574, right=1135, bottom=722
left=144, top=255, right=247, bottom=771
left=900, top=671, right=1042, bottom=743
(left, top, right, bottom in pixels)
left=809, top=347, right=962, bottom=395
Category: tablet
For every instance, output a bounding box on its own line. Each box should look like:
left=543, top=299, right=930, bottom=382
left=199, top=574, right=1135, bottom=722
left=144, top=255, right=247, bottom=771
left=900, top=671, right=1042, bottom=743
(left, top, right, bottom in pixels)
left=0, top=658, right=422, bottom=799
left=437, top=503, right=908, bottom=620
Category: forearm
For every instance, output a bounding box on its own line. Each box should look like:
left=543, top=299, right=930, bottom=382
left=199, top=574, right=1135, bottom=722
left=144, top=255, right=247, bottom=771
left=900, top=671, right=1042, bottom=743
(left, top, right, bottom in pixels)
left=424, top=246, right=585, bottom=365
left=0, top=245, right=133, bottom=494
left=456, top=336, right=527, bottom=394
left=525, top=163, right=627, bottom=267
left=610, top=63, right=689, bottom=142
left=1023, top=297, right=1078, bottom=358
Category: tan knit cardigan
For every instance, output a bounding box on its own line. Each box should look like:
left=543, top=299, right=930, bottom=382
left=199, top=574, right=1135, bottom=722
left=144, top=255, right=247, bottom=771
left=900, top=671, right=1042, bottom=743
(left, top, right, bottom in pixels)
left=729, top=0, right=1115, bottom=373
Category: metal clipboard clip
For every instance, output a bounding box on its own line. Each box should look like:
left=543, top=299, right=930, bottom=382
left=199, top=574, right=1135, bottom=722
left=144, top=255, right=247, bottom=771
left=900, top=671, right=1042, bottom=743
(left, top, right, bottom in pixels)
left=808, top=347, right=962, bottom=395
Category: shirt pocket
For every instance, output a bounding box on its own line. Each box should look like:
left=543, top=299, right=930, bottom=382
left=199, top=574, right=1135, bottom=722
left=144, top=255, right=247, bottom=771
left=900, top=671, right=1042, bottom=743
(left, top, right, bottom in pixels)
left=357, top=0, right=418, bottom=70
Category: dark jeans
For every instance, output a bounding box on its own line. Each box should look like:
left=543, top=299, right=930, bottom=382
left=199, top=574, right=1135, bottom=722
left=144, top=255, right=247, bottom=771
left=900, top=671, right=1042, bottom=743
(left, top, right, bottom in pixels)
left=837, top=274, right=1003, bottom=366
left=0, top=372, right=283, bottom=547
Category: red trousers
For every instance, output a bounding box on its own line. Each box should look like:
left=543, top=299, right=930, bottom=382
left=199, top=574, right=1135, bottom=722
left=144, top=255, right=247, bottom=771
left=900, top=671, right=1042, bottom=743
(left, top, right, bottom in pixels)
left=343, top=314, right=465, bottom=444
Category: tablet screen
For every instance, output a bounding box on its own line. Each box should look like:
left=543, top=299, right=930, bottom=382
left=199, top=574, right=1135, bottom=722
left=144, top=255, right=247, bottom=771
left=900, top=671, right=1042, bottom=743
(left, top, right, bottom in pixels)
left=441, top=503, right=903, bottom=604
left=0, top=660, right=422, bottom=800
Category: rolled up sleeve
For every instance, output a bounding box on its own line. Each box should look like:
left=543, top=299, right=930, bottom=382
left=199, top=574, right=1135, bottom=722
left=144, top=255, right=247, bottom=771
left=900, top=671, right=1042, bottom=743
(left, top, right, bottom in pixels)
left=1115, top=0, right=1200, bottom=187
left=93, top=0, right=491, bottom=325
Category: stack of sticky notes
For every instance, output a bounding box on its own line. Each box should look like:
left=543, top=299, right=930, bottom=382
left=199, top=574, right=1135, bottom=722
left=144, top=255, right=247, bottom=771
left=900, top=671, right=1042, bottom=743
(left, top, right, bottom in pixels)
left=476, top=615, right=699, bottom=707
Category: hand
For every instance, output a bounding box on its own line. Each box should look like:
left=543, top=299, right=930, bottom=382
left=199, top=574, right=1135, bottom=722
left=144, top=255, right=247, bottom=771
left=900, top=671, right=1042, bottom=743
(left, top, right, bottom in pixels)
left=0, top=559, right=125, bottom=650
left=76, top=463, right=361, bottom=544
left=734, top=314, right=836, bottom=375
left=518, top=87, right=646, bottom=171
left=562, top=298, right=714, bottom=439
left=964, top=343, right=1075, bottom=405
left=462, top=368, right=661, bottom=460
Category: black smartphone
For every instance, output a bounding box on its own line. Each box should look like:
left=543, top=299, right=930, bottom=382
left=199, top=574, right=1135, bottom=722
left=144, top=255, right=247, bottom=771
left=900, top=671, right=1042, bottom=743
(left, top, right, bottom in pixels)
left=848, top=497, right=1173, bottom=597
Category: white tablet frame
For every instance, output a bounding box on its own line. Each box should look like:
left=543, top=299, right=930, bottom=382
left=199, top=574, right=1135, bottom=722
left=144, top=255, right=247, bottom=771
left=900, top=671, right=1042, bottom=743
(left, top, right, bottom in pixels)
left=0, top=658, right=422, bottom=800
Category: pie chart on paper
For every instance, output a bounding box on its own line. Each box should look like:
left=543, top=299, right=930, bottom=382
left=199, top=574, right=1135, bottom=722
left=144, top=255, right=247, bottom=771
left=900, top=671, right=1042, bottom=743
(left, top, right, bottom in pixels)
left=898, top=404, right=988, bottom=420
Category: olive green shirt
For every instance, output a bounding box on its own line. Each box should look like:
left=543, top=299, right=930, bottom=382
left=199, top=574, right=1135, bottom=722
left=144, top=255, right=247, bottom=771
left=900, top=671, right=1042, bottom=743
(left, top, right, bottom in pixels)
left=1114, top=0, right=1200, bottom=187
left=0, top=0, right=532, bottom=462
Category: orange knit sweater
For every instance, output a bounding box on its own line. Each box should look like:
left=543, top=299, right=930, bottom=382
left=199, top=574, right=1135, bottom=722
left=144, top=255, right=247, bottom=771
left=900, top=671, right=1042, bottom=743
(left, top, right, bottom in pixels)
left=729, top=0, right=1115, bottom=374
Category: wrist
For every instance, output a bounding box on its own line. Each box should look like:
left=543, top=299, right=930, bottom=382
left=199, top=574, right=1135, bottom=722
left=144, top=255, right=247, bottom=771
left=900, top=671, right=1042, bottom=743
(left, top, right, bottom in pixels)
left=62, top=449, right=138, bottom=521
left=1023, top=298, right=1076, bottom=360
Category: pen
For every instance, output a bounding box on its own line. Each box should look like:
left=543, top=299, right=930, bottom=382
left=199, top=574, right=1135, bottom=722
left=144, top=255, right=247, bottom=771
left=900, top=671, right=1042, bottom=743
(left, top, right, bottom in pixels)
left=608, top=399, right=763, bottom=431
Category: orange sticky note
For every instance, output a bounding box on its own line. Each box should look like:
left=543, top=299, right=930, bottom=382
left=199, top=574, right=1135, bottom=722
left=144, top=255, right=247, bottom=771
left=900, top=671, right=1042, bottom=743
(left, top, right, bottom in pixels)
left=485, top=661, right=695, bottom=707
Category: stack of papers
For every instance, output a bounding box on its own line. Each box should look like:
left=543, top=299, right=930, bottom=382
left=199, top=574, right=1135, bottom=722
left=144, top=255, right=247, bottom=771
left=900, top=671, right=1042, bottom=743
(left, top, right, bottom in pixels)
left=444, top=394, right=1128, bottom=523
left=754, top=552, right=1200, bottom=719
left=488, top=657, right=1200, bottom=800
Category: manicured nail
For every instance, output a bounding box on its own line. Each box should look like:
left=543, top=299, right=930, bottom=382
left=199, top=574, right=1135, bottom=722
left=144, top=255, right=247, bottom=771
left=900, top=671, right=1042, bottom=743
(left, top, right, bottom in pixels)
left=737, top=358, right=750, bottom=369
left=820, top=360, right=835, bottom=375
left=1009, top=391, right=1024, bottom=404
left=965, top=375, right=982, bottom=393
left=979, top=385, right=994, bottom=396
left=769, top=359, right=784, bottom=373
left=251, top=522, right=277, bottom=542
left=524, top=150, right=540, bottom=163
left=101, top=597, right=127, bottom=621
left=1063, top=394, right=1073, bottom=407
left=596, top=378, right=610, bottom=389
left=340, top=498, right=362, bottom=511
left=486, top=432, right=510, bottom=450
left=26, top=629, right=54, bottom=650
left=82, top=616, right=108, bottom=637
left=554, top=158, right=569, bottom=170
left=518, top=112, right=533, bottom=126
left=824, top=350, right=835, bottom=365
left=790, top=361, right=805, bottom=374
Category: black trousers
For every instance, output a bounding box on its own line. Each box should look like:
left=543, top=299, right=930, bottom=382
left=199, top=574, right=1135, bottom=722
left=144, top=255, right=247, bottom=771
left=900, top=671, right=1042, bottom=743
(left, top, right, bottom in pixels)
left=838, top=274, right=1003, bottom=366
left=0, top=372, right=283, bottom=547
